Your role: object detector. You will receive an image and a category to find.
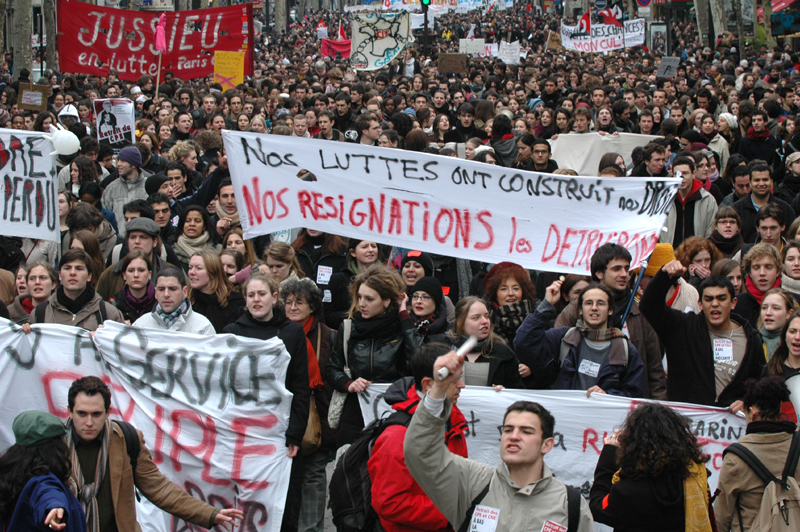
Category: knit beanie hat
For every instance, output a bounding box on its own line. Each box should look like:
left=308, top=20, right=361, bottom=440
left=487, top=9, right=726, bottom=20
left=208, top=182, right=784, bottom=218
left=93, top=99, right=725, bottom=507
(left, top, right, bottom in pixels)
left=634, top=243, right=676, bottom=277
left=401, top=250, right=435, bottom=277
left=718, top=112, right=737, bottom=130
left=407, top=276, right=443, bottom=309
left=117, top=146, right=142, bottom=168
left=145, top=173, right=170, bottom=196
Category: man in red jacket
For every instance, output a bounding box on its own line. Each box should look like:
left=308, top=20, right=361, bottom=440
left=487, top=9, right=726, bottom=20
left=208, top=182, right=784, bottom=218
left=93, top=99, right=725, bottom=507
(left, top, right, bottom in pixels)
left=368, top=343, right=469, bottom=532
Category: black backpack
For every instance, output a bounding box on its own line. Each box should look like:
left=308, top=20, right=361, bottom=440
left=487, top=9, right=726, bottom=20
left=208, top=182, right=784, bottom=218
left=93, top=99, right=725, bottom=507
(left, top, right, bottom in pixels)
left=329, top=409, right=413, bottom=532
left=113, top=420, right=143, bottom=501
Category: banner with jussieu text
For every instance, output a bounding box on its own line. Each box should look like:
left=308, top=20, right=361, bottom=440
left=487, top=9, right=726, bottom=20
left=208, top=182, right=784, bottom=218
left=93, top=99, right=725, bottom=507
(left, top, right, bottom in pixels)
left=359, top=385, right=745, bottom=494
left=560, top=18, right=646, bottom=53
left=222, top=132, right=680, bottom=275
left=0, top=130, right=59, bottom=242
left=57, top=0, right=254, bottom=82
left=0, top=319, right=293, bottom=532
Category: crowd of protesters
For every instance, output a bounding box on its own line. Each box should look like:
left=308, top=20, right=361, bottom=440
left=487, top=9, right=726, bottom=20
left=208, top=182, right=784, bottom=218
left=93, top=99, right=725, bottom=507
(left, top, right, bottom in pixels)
left=4, top=3, right=800, bottom=531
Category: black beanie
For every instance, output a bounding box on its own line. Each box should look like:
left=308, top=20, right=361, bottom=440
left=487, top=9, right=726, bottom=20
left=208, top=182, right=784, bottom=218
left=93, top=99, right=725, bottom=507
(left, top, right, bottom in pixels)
left=407, top=276, right=443, bottom=310
left=145, top=173, right=170, bottom=196
left=400, top=250, right=435, bottom=277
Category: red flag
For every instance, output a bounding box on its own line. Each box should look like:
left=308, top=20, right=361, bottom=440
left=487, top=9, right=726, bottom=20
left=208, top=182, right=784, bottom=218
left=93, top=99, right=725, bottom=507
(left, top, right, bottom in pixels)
left=599, top=6, right=623, bottom=27
left=321, top=38, right=351, bottom=58
left=338, top=23, right=346, bottom=41
left=526, top=2, right=532, bottom=12
left=578, top=10, right=592, bottom=35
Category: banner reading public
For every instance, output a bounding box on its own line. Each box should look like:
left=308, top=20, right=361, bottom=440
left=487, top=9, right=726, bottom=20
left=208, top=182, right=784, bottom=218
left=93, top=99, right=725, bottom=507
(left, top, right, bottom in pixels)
left=94, top=98, right=136, bottom=151
left=359, top=384, right=745, bottom=493
left=222, top=132, right=679, bottom=275
left=57, top=0, right=254, bottom=82
left=0, top=319, right=293, bottom=532
left=350, top=12, right=410, bottom=71
left=560, top=18, right=646, bottom=52
left=0, top=130, right=59, bottom=242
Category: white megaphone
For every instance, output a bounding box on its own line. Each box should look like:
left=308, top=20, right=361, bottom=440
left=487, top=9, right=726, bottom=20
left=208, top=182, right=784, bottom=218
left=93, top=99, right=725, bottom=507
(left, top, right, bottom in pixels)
left=785, top=373, right=800, bottom=423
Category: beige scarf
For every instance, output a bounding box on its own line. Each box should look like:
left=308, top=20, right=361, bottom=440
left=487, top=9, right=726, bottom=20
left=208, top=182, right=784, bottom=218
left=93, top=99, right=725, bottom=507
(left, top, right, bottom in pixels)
left=66, top=417, right=113, bottom=532
left=174, top=232, right=217, bottom=263
left=215, top=200, right=241, bottom=229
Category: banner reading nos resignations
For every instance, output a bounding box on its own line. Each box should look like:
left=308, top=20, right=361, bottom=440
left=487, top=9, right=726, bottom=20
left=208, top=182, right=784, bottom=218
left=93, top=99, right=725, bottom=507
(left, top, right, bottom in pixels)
left=222, top=132, right=680, bottom=275
left=0, top=319, right=293, bottom=532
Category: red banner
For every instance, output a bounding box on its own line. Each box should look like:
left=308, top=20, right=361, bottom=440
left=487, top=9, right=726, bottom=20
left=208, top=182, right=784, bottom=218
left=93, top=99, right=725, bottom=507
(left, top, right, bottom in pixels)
left=57, top=0, right=253, bottom=82
left=320, top=39, right=352, bottom=59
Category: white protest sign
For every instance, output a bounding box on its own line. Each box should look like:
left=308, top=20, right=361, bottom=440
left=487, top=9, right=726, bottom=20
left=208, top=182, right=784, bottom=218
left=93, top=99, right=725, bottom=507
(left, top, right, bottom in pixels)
left=222, top=131, right=679, bottom=275
left=410, top=12, right=435, bottom=29
left=94, top=98, right=136, bottom=151
left=0, top=130, right=59, bottom=242
left=359, top=385, right=744, bottom=493
left=497, top=40, right=521, bottom=64
left=550, top=132, right=661, bottom=177
left=560, top=18, right=646, bottom=53
left=459, top=38, right=486, bottom=54
left=656, top=57, right=681, bottom=79
left=0, top=319, right=293, bottom=532
left=480, top=43, right=499, bottom=57
left=350, top=12, right=411, bottom=71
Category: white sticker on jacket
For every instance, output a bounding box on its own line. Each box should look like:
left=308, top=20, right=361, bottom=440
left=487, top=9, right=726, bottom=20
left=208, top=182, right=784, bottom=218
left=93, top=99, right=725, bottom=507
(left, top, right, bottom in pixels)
left=578, top=359, right=600, bottom=378
left=470, top=505, right=499, bottom=532
left=317, top=265, right=333, bottom=285
left=540, top=520, right=567, bottom=532
left=713, top=338, right=733, bottom=362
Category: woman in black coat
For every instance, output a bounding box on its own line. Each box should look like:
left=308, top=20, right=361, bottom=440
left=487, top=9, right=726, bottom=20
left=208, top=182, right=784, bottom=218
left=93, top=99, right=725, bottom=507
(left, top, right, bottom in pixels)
left=326, top=265, right=424, bottom=446
left=291, top=229, right=348, bottom=298
left=188, top=250, right=244, bottom=333
left=280, top=277, right=336, bottom=532
left=223, top=273, right=310, bottom=532
left=590, top=403, right=711, bottom=532
left=429, top=296, right=524, bottom=389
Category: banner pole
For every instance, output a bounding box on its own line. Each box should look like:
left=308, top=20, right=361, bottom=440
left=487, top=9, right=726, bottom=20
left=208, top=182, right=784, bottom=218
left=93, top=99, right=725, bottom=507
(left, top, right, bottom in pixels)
left=155, top=53, right=162, bottom=98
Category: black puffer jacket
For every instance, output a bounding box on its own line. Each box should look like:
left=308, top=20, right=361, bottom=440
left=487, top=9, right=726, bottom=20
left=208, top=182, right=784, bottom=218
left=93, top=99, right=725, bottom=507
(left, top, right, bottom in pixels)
left=223, top=306, right=311, bottom=448
left=295, top=244, right=348, bottom=296
left=326, top=308, right=424, bottom=391
left=191, top=290, right=245, bottom=333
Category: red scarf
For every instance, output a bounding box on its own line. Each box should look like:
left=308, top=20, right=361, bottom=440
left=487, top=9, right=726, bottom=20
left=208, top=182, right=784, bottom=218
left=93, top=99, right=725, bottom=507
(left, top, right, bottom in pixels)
left=303, top=317, right=325, bottom=389
left=747, top=126, right=771, bottom=141
left=745, top=275, right=781, bottom=305
left=21, top=296, right=34, bottom=314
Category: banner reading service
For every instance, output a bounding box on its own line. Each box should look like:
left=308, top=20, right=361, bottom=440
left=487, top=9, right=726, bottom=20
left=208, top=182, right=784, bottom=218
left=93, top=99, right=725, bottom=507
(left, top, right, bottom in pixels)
left=0, top=319, right=293, bottom=532
left=222, top=132, right=679, bottom=274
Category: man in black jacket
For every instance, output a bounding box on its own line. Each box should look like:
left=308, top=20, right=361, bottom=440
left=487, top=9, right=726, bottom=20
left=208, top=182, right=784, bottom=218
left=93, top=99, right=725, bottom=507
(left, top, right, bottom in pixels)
left=640, top=261, right=764, bottom=408
left=443, top=103, right=488, bottom=144
left=732, top=163, right=795, bottom=243
left=737, top=110, right=782, bottom=165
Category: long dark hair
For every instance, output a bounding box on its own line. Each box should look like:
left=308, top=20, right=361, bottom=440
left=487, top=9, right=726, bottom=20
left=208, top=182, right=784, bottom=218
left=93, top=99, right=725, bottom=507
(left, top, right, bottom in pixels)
left=0, top=438, right=71, bottom=522
left=616, top=403, right=707, bottom=480
left=768, top=310, right=800, bottom=376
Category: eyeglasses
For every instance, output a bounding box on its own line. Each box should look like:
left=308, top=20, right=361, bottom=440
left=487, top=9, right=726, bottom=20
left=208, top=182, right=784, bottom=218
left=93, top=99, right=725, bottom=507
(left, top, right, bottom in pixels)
left=718, top=219, right=737, bottom=226
left=285, top=299, right=308, bottom=308
left=411, top=294, right=432, bottom=302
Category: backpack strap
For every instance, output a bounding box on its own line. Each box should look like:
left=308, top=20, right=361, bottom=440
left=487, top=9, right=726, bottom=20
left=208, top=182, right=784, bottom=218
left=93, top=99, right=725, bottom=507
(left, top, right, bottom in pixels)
left=35, top=301, right=48, bottom=324
left=724, top=443, right=785, bottom=489
left=782, top=431, right=800, bottom=482
left=113, top=420, right=142, bottom=502
left=343, top=319, right=352, bottom=366
left=559, top=327, right=577, bottom=366
left=113, top=420, right=140, bottom=471
left=456, top=480, right=491, bottom=532
left=566, top=485, right=581, bottom=532
left=96, top=301, right=109, bottom=325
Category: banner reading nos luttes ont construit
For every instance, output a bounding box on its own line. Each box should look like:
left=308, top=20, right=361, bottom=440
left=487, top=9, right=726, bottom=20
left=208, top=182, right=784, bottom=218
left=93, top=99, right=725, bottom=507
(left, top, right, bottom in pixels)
left=222, top=132, right=680, bottom=275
